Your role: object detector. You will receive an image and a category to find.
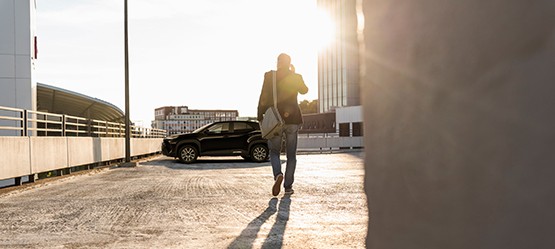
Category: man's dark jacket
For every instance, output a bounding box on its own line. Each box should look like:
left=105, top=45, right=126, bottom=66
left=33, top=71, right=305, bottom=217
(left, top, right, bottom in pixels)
left=257, top=68, right=308, bottom=124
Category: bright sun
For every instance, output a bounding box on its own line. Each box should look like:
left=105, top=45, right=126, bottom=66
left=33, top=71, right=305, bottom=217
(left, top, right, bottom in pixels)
left=308, top=8, right=336, bottom=51
left=270, top=4, right=337, bottom=54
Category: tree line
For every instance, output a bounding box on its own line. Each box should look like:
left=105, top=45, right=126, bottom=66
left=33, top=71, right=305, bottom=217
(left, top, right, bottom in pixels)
left=299, top=99, right=318, bottom=114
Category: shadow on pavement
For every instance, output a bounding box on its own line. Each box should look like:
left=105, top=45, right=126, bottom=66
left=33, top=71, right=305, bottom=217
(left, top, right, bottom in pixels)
left=141, top=157, right=286, bottom=170
left=227, top=196, right=291, bottom=249
left=262, top=195, right=291, bottom=249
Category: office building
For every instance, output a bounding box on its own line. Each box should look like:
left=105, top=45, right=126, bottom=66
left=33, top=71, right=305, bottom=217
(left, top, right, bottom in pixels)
left=152, top=106, right=238, bottom=135
left=317, top=0, right=360, bottom=113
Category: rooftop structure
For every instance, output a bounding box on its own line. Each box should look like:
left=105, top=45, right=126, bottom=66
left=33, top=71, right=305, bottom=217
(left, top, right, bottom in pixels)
left=37, top=83, right=124, bottom=122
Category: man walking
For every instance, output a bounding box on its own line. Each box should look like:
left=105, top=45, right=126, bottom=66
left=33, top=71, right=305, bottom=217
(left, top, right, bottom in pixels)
left=257, top=53, right=308, bottom=196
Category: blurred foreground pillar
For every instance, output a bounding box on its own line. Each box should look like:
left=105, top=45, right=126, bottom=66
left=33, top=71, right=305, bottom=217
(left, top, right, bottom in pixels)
left=360, top=0, right=555, bottom=248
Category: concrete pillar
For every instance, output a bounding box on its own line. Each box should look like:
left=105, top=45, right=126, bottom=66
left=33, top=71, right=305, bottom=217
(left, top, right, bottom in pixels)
left=0, top=0, right=37, bottom=136
left=360, top=0, right=555, bottom=248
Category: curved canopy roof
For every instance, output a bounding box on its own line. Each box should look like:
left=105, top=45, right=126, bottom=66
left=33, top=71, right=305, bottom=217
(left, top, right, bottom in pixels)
left=37, top=83, right=124, bottom=122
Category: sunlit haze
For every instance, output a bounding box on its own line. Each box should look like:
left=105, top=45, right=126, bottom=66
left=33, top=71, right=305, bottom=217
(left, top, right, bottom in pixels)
left=34, top=0, right=334, bottom=126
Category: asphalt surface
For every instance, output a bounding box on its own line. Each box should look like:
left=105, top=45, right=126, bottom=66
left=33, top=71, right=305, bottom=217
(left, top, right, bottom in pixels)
left=0, top=152, right=367, bottom=248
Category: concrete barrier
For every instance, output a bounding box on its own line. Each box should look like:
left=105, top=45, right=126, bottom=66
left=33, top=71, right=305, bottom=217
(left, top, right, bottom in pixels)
left=0, top=137, right=162, bottom=181
left=298, top=137, right=327, bottom=149
left=0, top=137, right=31, bottom=179
left=298, top=137, right=363, bottom=149
left=132, top=138, right=162, bottom=156
left=67, top=137, right=96, bottom=166
left=339, top=137, right=363, bottom=148
left=101, top=138, right=124, bottom=161
left=30, top=137, right=68, bottom=173
left=1, top=136, right=356, bottom=181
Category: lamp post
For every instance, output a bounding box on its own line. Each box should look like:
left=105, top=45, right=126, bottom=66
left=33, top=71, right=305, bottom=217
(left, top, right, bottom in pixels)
left=122, top=0, right=135, bottom=167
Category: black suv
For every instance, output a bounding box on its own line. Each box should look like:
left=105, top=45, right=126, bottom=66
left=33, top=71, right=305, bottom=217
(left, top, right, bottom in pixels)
left=161, top=121, right=269, bottom=163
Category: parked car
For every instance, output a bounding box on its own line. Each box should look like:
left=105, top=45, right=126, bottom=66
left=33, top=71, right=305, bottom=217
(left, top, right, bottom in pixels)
left=161, top=120, right=269, bottom=163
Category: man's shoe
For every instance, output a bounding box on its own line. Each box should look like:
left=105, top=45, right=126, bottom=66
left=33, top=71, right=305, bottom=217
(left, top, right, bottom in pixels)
left=272, top=174, right=283, bottom=196
left=284, top=188, right=294, bottom=195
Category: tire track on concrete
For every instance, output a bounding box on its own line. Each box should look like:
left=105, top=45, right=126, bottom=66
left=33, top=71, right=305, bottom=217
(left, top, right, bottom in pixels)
left=184, top=175, right=237, bottom=198
left=0, top=153, right=367, bottom=248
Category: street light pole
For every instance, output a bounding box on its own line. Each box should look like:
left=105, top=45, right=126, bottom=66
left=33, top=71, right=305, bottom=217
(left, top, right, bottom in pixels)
left=122, top=0, right=134, bottom=166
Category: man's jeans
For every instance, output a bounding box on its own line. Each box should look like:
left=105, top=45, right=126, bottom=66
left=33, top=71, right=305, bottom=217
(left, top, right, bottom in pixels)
left=268, top=124, right=300, bottom=189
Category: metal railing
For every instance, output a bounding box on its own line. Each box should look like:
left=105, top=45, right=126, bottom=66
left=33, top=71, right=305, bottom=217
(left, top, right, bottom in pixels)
left=0, top=105, right=166, bottom=138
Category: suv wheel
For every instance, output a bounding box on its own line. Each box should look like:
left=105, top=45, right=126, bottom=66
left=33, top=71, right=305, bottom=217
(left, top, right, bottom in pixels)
left=250, top=144, right=269, bottom=162
left=178, top=145, right=198, bottom=164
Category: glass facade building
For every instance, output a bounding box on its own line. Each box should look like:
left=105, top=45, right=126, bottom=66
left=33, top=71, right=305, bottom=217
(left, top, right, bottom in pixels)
left=317, top=0, right=360, bottom=113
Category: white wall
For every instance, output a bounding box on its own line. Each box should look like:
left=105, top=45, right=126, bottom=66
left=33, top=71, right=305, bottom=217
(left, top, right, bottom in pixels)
left=336, top=105, right=362, bottom=124
left=335, top=105, right=362, bottom=135
left=0, top=0, right=36, bottom=136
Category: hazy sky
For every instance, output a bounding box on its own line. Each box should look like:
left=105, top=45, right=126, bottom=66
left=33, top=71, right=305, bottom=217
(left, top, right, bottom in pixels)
left=34, top=0, right=333, bottom=126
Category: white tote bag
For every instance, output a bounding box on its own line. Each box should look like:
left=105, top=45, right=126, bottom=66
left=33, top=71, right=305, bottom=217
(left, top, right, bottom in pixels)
left=260, top=71, right=284, bottom=139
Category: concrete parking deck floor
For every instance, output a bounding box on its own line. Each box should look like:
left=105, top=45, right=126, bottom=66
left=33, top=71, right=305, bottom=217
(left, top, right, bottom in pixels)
left=0, top=152, right=367, bottom=248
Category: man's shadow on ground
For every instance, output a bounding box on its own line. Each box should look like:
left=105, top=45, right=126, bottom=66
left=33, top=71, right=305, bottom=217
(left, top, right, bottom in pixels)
left=227, top=196, right=291, bottom=249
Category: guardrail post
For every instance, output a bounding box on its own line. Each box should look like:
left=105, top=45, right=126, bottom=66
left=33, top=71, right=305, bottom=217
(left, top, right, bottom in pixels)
left=21, top=109, right=28, bottom=136
left=28, top=174, right=36, bottom=183
left=42, top=113, right=46, bottom=136
left=62, top=115, right=66, bottom=136
left=86, top=119, right=92, bottom=136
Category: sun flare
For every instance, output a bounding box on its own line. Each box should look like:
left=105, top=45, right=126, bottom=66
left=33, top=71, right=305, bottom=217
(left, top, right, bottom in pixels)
left=309, top=8, right=336, bottom=50
left=271, top=4, right=337, bottom=55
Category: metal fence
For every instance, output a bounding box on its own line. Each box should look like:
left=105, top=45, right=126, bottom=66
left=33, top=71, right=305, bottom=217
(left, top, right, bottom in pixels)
left=0, top=105, right=166, bottom=138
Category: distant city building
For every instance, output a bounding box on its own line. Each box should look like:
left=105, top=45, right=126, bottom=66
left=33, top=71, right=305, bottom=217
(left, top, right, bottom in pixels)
left=317, top=0, right=360, bottom=113
left=236, top=116, right=258, bottom=122
left=300, top=112, right=336, bottom=134
left=303, top=0, right=363, bottom=138
left=336, top=106, right=363, bottom=137
left=152, top=106, right=238, bottom=135
left=300, top=106, right=362, bottom=137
